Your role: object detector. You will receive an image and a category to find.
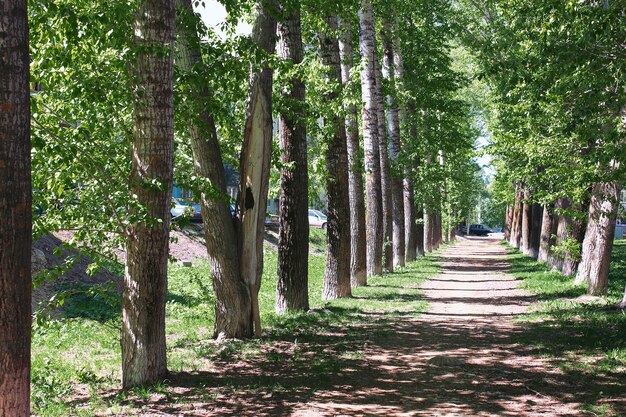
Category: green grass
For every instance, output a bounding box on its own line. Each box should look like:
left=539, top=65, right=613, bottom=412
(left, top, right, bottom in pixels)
left=505, top=241, right=626, bottom=416
left=32, top=237, right=438, bottom=416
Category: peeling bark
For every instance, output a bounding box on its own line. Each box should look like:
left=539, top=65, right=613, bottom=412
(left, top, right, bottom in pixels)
left=0, top=1, right=31, bottom=413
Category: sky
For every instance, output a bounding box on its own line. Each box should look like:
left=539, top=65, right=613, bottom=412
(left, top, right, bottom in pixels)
left=194, top=0, right=252, bottom=37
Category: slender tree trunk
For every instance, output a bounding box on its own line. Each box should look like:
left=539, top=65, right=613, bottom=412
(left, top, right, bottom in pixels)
left=510, top=186, right=523, bottom=248
left=319, top=15, right=352, bottom=300
left=359, top=0, right=383, bottom=276
left=538, top=204, right=554, bottom=263
left=577, top=182, right=621, bottom=294
left=416, top=205, right=425, bottom=257
left=373, top=37, right=393, bottom=273
left=382, top=18, right=405, bottom=268
left=424, top=209, right=433, bottom=252
left=404, top=178, right=417, bottom=261
left=175, top=0, right=251, bottom=339
left=521, top=189, right=531, bottom=254
left=338, top=19, right=367, bottom=287
left=503, top=204, right=512, bottom=241
left=546, top=199, right=563, bottom=269
left=528, top=202, right=542, bottom=259
left=276, top=8, right=309, bottom=312
left=237, top=0, right=278, bottom=336
left=123, top=0, right=174, bottom=388
left=0, top=1, right=31, bottom=413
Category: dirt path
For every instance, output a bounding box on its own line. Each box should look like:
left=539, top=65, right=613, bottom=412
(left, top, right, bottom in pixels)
left=285, top=236, right=585, bottom=417
left=128, top=237, right=620, bottom=417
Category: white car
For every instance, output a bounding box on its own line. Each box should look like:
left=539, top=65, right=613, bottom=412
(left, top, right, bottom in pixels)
left=308, top=209, right=327, bottom=229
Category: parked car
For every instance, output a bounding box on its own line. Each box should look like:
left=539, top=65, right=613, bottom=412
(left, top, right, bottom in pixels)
left=308, top=209, right=327, bottom=229
left=171, top=198, right=202, bottom=222
left=467, top=224, right=492, bottom=236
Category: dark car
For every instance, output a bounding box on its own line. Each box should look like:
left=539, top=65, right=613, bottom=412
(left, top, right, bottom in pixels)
left=468, top=224, right=492, bottom=236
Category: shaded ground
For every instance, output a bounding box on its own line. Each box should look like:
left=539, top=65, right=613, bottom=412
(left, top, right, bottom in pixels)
left=85, top=237, right=623, bottom=416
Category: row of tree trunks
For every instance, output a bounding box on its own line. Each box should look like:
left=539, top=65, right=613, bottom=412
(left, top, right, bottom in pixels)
left=122, top=0, right=175, bottom=388
left=318, top=15, right=352, bottom=300
left=276, top=6, right=309, bottom=313
left=338, top=19, right=367, bottom=287
left=0, top=0, right=32, bottom=413
left=358, top=0, right=383, bottom=277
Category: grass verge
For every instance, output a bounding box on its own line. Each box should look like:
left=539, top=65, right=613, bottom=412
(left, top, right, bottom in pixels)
left=505, top=241, right=626, bottom=416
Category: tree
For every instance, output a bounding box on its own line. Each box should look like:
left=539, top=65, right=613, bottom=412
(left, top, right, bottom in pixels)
left=276, top=6, right=309, bottom=313
left=358, top=0, right=383, bottom=277
left=0, top=1, right=31, bottom=414
left=382, top=16, right=406, bottom=268
left=122, top=0, right=175, bottom=388
left=338, top=18, right=367, bottom=287
left=318, top=14, right=352, bottom=300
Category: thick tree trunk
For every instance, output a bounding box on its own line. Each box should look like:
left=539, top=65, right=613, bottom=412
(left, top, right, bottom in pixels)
left=424, top=209, right=433, bottom=252
left=319, top=15, right=352, bottom=300
left=538, top=204, right=554, bottom=263
left=237, top=0, right=278, bottom=336
left=373, top=39, right=393, bottom=273
left=276, top=8, right=309, bottom=313
left=528, top=202, right=542, bottom=259
left=358, top=0, right=383, bottom=276
left=521, top=189, right=531, bottom=255
left=338, top=19, right=367, bottom=287
left=175, top=0, right=251, bottom=339
left=123, top=0, right=174, bottom=388
left=562, top=203, right=586, bottom=277
left=382, top=18, right=405, bottom=268
left=577, top=182, right=621, bottom=294
left=0, top=1, right=31, bottom=413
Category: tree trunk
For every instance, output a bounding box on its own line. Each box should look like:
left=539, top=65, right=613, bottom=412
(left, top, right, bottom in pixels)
left=528, top=202, right=542, bottom=259
left=503, top=204, right=512, bottom=241
left=0, top=1, right=31, bottom=413
left=276, top=8, right=309, bottom=313
left=521, top=189, right=531, bottom=254
left=237, top=0, right=278, bottom=336
left=338, top=19, right=367, bottom=287
left=318, top=15, right=352, bottom=300
left=509, top=187, right=523, bottom=248
left=373, top=36, right=393, bottom=273
left=123, top=0, right=174, bottom=388
left=577, top=182, right=621, bottom=294
left=424, top=209, right=433, bottom=252
left=546, top=199, right=563, bottom=269
left=358, top=0, right=383, bottom=277
left=416, top=205, right=425, bottom=257
left=404, top=178, right=417, bottom=262
left=562, top=203, right=586, bottom=277
left=538, top=204, right=554, bottom=263
left=175, top=0, right=251, bottom=339
left=382, top=18, right=405, bottom=268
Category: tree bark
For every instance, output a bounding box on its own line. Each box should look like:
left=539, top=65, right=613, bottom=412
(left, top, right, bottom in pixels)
left=577, top=182, right=621, bottom=294
left=503, top=204, right=512, bottom=241
left=404, top=178, right=417, bottom=262
left=373, top=35, right=393, bottom=273
left=562, top=202, right=586, bottom=277
left=424, top=208, right=433, bottom=252
left=123, top=0, right=174, bottom=388
left=538, top=204, right=554, bottom=263
left=175, top=0, right=252, bottom=340
left=237, top=0, right=278, bottom=336
left=521, top=189, right=531, bottom=254
left=276, top=8, right=309, bottom=313
left=416, top=205, right=425, bottom=257
left=382, top=17, right=405, bottom=268
left=358, top=0, right=383, bottom=276
left=0, top=1, right=31, bottom=413
left=546, top=199, right=564, bottom=269
left=528, top=202, right=542, bottom=259
left=318, top=15, right=352, bottom=300
left=338, top=19, right=367, bottom=287
left=509, top=186, right=523, bottom=248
